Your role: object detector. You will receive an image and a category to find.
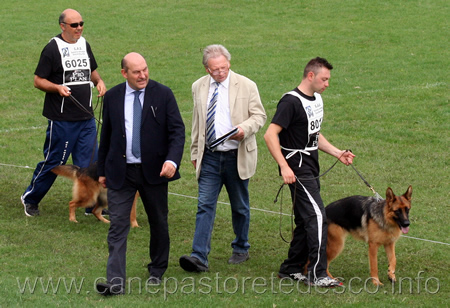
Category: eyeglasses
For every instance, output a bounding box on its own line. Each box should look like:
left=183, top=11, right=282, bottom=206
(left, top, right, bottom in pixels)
left=62, top=21, right=84, bottom=28
left=207, top=67, right=229, bottom=76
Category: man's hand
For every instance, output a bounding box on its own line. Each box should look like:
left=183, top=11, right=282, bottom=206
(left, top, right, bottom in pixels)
left=99, top=176, right=107, bottom=188
left=58, top=85, right=72, bottom=97
left=338, top=150, right=355, bottom=166
left=91, top=70, right=106, bottom=97
left=280, top=165, right=296, bottom=184
left=229, top=126, right=244, bottom=141
left=160, top=162, right=176, bottom=179
left=96, top=79, right=107, bottom=97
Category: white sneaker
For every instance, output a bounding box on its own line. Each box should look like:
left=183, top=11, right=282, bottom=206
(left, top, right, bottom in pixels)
left=305, top=276, right=343, bottom=288
left=278, top=272, right=307, bottom=282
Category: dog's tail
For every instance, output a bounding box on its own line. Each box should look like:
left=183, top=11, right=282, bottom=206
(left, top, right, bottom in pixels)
left=51, top=165, right=80, bottom=181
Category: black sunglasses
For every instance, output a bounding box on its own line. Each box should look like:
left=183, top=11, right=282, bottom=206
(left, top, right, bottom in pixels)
left=62, top=21, right=84, bottom=28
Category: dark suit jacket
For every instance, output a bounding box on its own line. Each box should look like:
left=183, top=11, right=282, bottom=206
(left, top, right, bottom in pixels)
left=98, top=80, right=185, bottom=190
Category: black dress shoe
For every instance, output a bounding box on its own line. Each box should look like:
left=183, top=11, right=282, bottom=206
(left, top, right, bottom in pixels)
left=179, top=255, right=209, bottom=272
left=96, top=282, right=124, bottom=296
left=147, top=275, right=162, bottom=286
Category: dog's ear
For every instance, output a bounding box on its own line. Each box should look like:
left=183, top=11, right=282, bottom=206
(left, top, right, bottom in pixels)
left=386, top=187, right=395, bottom=205
left=403, top=185, right=412, bottom=201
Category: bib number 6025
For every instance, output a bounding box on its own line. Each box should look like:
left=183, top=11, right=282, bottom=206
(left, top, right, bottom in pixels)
left=65, top=59, right=88, bottom=69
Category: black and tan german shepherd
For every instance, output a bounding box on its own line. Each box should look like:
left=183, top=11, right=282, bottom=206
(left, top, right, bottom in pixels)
left=325, top=186, right=412, bottom=285
left=52, top=164, right=139, bottom=227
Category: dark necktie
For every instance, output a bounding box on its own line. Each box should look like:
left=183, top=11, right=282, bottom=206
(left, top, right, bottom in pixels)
left=132, top=91, right=142, bottom=158
left=206, top=82, right=220, bottom=146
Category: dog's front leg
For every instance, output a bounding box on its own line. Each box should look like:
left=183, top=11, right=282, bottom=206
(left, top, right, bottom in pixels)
left=130, top=192, right=140, bottom=228
left=368, top=242, right=382, bottom=285
left=385, top=242, right=397, bottom=283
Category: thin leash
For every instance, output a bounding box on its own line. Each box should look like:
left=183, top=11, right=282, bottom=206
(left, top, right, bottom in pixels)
left=274, top=182, right=294, bottom=243
left=348, top=163, right=383, bottom=200
left=274, top=150, right=349, bottom=243
left=274, top=150, right=382, bottom=243
left=68, top=94, right=104, bottom=165
left=274, top=161, right=340, bottom=243
left=68, top=94, right=103, bottom=125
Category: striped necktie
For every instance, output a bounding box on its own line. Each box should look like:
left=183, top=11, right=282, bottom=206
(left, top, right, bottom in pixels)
left=206, top=82, right=220, bottom=146
left=132, top=91, right=142, bottom=158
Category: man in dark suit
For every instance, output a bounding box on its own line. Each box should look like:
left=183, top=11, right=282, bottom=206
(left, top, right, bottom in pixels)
left=96, top=52, right=185, bottom=295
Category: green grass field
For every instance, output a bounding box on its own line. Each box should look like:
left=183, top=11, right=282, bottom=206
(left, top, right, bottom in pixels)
left=0, top=0, right=448, bottom=307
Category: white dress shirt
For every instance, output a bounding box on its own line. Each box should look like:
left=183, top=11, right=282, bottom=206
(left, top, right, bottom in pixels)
left=124, top=82, right=144, bottom=164
left=208, top=73, right=239, bottom=151
left=124, top=82, right=177, bottom=168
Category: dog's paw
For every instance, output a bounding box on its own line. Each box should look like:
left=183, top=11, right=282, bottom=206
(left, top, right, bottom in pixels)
left=388, top=269, right=396, bottom=283
left=371, top=277, right=383, bottom=286
left=131, top=222, right=140, bottom=228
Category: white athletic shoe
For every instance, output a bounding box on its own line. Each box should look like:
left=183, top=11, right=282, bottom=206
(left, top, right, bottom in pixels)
left=305, top=276, right=343, bottom=288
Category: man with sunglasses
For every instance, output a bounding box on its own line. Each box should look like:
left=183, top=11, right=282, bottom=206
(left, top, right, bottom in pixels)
left=179, top=44, right=266, bottom=272
left=21, top=9, right=106, bottom=217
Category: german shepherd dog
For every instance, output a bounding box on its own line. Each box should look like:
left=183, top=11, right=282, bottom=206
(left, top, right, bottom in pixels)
left=325, top=186, right=412, bottom=285
left=52, top=164, right=139, bottom=227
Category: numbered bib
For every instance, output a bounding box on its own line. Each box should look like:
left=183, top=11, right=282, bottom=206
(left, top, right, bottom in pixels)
left=285, top=91, right=323, bottom=152
left=54, top=37, right=91, bottom=86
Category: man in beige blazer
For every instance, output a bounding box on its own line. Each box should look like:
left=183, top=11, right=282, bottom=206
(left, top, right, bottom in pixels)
left=180, top=44, right=266, bottom=272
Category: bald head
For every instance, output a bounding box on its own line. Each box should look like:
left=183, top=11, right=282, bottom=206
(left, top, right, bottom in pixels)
left=121, top=53, right=149, bottom=90
left=121, top=52, right=145, bottom=71
left=59, top=9, right=82, bottom=24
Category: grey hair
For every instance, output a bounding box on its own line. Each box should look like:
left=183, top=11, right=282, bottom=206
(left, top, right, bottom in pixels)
left=202, top=44, right=231, bottom=67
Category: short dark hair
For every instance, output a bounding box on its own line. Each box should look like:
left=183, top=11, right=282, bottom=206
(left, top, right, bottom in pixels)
left=121, top=58, right=127, bottom=71
left=58, top=12, right=65, bottom=24
left=303, top=57, right=333, bottom=78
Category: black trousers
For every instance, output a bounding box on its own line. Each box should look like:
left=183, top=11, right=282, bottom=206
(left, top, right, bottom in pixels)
left=106, top=164, right=169, bottom=286
left=279, top=178, right=328, bottom=281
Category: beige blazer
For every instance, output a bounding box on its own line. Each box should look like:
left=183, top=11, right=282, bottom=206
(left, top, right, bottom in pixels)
left=191, top=70, right=266, bottom=180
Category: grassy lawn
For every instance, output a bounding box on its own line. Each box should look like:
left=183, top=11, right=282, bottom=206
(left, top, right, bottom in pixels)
left=0, top=0, right=448, bottom=307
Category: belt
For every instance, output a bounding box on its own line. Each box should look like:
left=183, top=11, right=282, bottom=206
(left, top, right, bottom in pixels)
left=127, top=163, right=142, bottom=167
left=206, top=147, right=238, bottom=155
